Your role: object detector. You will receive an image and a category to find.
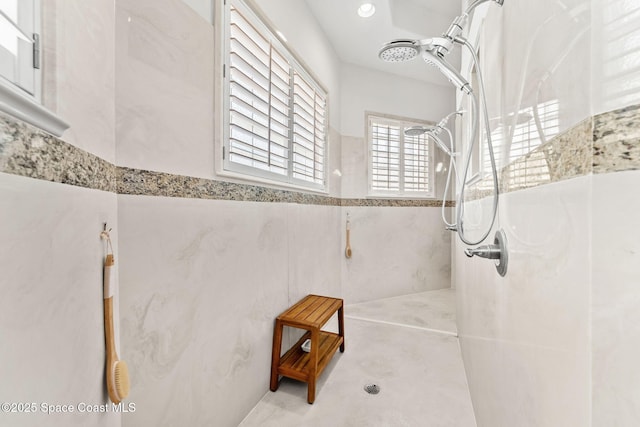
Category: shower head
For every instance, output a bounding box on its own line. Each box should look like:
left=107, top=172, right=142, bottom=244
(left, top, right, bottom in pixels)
left=422, top=50, right=472, bottom=94
left=378, top=39, right=421, bottom=63
left=379, top=39, right=472, bottom=94
left=404, top=126, right=431, bottom=136
left=403, top=126, right=455, bottom=157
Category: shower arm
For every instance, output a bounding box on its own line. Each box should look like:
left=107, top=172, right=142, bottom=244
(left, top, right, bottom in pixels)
left=465, top=0, right=504, bottom=15
left=435, top=0, right=504, bottom=57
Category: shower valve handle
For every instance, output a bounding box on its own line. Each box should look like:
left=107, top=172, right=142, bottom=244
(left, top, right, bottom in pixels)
left=464, top=245, right=501, bottom=259
left=463, top=230, right=509, bottom=277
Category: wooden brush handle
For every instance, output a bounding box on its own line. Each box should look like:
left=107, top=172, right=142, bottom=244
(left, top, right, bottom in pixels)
left=104, top=254, right=121, bottom=403
left=104, top=297, right=117, bottom=360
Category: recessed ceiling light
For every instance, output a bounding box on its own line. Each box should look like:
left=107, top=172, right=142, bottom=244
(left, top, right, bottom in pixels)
left=358, top=2, right=376, bottom=18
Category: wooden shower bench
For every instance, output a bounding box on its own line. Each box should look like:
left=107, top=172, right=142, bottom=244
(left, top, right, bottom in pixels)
left=269, top=294, right=345, bottom=404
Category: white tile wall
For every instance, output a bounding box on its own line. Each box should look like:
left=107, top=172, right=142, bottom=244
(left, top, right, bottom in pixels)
left=342, top=207, right=452, bottom=304
left=456, top=177, right=592, bottom=427
left=0, top=173, right=119, bottom=427
left=42, top=0, right=116, bottom=163
left=115, top=0, right=215, bottom=178
left=117, top=195, right=290, bottom=427
left=592, top=170, right=640, bottom=426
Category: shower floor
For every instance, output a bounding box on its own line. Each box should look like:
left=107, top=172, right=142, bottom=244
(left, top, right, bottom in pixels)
left=239, top=288, right=476, bottom=427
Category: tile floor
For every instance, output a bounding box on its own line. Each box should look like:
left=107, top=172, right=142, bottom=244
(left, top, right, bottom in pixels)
left=239, top=289, right=476, bottom=427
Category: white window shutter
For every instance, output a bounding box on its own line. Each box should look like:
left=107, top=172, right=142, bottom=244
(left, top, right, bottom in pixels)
left=226, top=1, right=327, bottom=190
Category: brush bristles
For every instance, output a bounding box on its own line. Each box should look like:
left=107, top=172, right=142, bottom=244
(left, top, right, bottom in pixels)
left=114, top=361, right=130, bottom=400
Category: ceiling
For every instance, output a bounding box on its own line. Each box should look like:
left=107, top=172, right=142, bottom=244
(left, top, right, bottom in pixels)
left=304, top=0, right=463, bottom=86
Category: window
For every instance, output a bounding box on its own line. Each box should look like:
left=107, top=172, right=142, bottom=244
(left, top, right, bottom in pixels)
left=223, top=0, right=327, bottom=190
left=368, top=115, right=435, bottom=197
left=0, top=0, right=67, bottom=136
left=0, top=0, right=39, bottom=97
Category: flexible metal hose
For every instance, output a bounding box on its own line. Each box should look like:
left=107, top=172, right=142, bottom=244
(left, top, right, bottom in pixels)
left=454, top=37, right=500, bottom=246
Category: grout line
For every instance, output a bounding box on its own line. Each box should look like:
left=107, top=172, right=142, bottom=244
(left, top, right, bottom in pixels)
left=344, top=315, right=459, bottom=337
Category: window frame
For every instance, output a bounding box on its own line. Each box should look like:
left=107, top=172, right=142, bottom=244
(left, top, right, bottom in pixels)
left=220, top=0, right=328, bottom=192
left=367, top=113, right=436, bottom=199
left=0, top=0, right=68, bottom=136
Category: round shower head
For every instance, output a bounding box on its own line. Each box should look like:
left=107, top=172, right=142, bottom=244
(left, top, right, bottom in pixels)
left=378, top=40, right=420, bottom=63
left=404, top=126, right=430, bottom=136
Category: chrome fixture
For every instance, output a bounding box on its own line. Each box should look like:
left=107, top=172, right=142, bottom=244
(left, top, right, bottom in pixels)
left=403, top=110, right=464, bottom=156
left=402, top=111, right=463, bottom=231
left=422, top=50, right=472, bottom=94
left=377, top=39, right=420, bottom=62
left=465, top=229, right=508, bottom=277
left=378, top=41, right=472, bottom=94
left=379, top=0, right=507, bottom=274
left=433, top=0, right=505, bottom=58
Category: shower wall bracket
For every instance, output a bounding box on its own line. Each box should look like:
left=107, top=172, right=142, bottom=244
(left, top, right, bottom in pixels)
left=464, top=229, right=508, bottom=277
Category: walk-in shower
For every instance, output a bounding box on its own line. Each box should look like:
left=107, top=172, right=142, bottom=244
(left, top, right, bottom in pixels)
left=379, top=0, right=508, bottom=275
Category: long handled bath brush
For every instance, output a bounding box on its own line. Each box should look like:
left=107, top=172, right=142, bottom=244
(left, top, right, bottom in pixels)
left=102, top=229, right=130, bottom=404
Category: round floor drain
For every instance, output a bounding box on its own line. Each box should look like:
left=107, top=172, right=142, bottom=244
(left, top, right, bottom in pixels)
left=364, top=384, right=380, bottom=395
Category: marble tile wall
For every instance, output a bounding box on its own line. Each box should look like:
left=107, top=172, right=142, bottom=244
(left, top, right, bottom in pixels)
left=117, top=195, right=291, bottom=427
left=592, top=170, right=640, bottom=426
left=10, top=2, right=640, bottom=427
left=341, top=207, right=452, bottom=304
left=455, top=1, right=640, bottom=426
left=0, top=173, right=120, bottom=427
left=115, top=0, right=215, bottom=179
left=456, top=177, right=592, bottom=426
left=41, top=0, right=116, bottom=163
left=0, top=2, right=120, bottom=427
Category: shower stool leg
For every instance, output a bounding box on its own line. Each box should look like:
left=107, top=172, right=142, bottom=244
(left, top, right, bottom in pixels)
left=338, top=305, right=345, bottom=352
left=307, top=328, right=319, bottom=404
left=270, top=318, right=283, bottom=391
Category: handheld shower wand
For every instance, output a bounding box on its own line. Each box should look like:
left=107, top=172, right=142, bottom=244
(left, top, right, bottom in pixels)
left=422, top=51, right=472, bottom=94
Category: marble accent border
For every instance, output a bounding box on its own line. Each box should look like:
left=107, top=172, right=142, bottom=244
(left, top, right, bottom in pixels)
left=593, top=103, right=640, bottom=174
left=0, top=112, right=440, bottom=206
left=117, top=167, right=342, bottom=206
left=341, top=198, right=454, bottom=208
left=3, top=103, right=639, bottom=203
left=467, top=103, right=640, bottom=197
left=499, top=117, right=593, bottom=194
left=0, top=112, right=116, bottom=192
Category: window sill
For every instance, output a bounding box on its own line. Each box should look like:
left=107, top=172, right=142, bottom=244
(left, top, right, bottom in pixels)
left=0, top=80, right=68, bottom=137
left=367, top=192, right=437, bottom=200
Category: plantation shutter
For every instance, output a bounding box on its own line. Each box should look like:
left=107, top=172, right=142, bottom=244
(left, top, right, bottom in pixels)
left=225, top=1, right=327, bottom=189
left=370, top=116, right=433, bottom=196
left=228, top=5, right=291, bottom=176
left=293, top=71, right=326, bottom=185
left=403, top=132, right=430, bottom=192
left=371, top=122, right=401, bottom=191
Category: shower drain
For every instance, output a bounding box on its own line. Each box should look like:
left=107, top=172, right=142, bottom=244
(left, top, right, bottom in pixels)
left=364, top=383, right=381, bottom=395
